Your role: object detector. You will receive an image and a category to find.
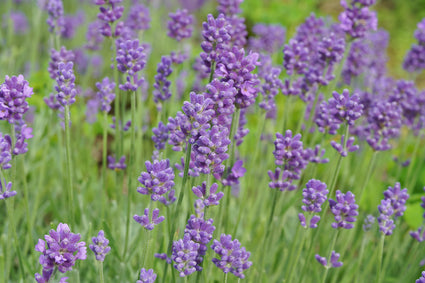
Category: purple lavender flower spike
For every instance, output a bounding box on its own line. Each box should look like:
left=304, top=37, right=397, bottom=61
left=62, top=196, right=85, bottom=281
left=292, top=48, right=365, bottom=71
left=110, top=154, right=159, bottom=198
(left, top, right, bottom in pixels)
left=0, top=179, right=16, bottom=200
left=96, top=77, right=116, bottom=113
left=96, top=0, right=124, bottom=37
left=329, top=190, right=359, bottom=229
left=167, top=112, right=192, bottom=151
left=315, top=251, right=343, bottom=268
left=45, top=0, right=65, bottom=34
left=172, top=233, right=200, bottom=277
left=125, top=4, right=150, bottom=32
left=153, top=56, right=173, bottom=109
left=283, top=39, right=310, bottom=76
left=0, top=75, right=33, bottom=124
left=304, top=145, right=329, bottom=164
left=225, top=15, right=248, bottom=49
left=35, top=223, right=86, bottom=280
left=211, top=234, right=252, bottom=279
left=137, top=159, right=175, bottom=201
left=167, top=9, right=194, bottom=41
left=116, top=39, right=147, bottom=91
left=330, top=251, right=343, bottom=267
left=85, top=20, right=104, bottom=50
left=377, top=199, right=396, bottom=236
left=299, top=179, right=328, bottom=228
left=192, top=125, right=231, bottom=175
left=48, top=47, right=75, bottom=80
left=61, top=12, right=85, bottom=39
left=383, top=182, right=409, bottom=219
left=330, top=135, right=359, bottom=157
left=215, top=47, right=260, bottom=109
left=6, top=11, right=29, bottom=34
left=200, top=14, right=231, bottom=73
left=185, top=216, right=215, bottom=268
left=0, top=134, right=12, bottom=170
left=416, top=271, right=425, bottom=283
left=217, top=0, right=243, bottom=15
left=13, top=123, right=33, bottom=156
left=410, top=227, right=425, bottom=242
left=107, top=155, right=126, bottom=171
left=89, top=230, right=111, bottom=262
left=158, top=189, right=176, bottom=206
left=55, top=62, right=78, bottom=106
left=152, top=121, right=169, bottom=150
left=249, top=23, right=286, bottom=54
left=133, top=208, right=165, bottom=231
left=220, top=159, right=246, bottom=186
left=403, top=44, right=425, bottom=73
left=137, top=268, right=157, bottom=283
left=363, top=215, right=375, bottom=232
left=339, top=0, right=377, bottom=39
left=192, top=182, right=224, bottom=207
left=267, top=168, right=296, bottom=191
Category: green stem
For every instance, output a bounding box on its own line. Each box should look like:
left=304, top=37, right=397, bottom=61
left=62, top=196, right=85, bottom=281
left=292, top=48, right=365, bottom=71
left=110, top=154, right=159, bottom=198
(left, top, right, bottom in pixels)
left=204, top=174, right=212, bottom=220
left=353, top=235, right=368, bottom=283
left=177, top=143, right=192, bottom=211
left=209, top=61, right=216, bottom=83
left=224, top=273, right=228, bottom=283
left=123, top=91, right=137, bottom=259
left=98, top=261, right=105, bottom=283
left=64, top=105, right=75, bottom=225
left=358, top=151, right=378, bottom=203
left=377, top=234, right=385, bottom=283
left=286, top=226, right=306, bottom=282
left=102, top=111, right=108, bottom=220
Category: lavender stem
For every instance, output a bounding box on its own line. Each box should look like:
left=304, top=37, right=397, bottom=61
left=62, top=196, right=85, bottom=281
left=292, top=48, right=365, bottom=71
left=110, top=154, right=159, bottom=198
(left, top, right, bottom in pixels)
left=377, top=234, right=385, bottom=283
left=64, top=105, right=75, bottom=225
left=321, top=229, right=340, bottom=283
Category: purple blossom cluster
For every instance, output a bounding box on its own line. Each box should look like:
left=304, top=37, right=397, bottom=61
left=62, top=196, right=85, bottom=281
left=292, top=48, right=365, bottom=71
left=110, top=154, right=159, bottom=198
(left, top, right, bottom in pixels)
left=153, top=56, right=173, bottom=109
left=44, top=0, right=64, bottom=34
left=339, top=0, right=377, bottom=39
left=329, top=190, right=359, bottom=229
left=107, top=155, right=126, bottom=170
left=330, top=135, right=359, bottom=157
left=134, top=208, right=165, bottom=231
left=0, top=179, right=16, bottom=200
left=404, top=18, right=425, bottom=73
left=116, top=39, right=147, bottom=91
left=55, top=62, right=78, bottom=106
left=298, top=179, right=329, bottom=229
left=167, top=9, right=194, bottom=41
left=211, top=234, right=252, bottom=279
left=137, top=159, right=175, bottom=201
left=315, top=251, right=343, bottom=268
left=125, top=3, right=150, bottom=32
left=378, top=183, right=409, bottom=236
left=89, top=230, right=111, bottom=262
left=95, top=77, right=116, bottom=113
left=249, top=24, right=286, bottom=54
left=137, top=268, right=157, bottom=283
left=35, top=223, right=86, bottom=282
left=94, top=0, right=124, bottom=37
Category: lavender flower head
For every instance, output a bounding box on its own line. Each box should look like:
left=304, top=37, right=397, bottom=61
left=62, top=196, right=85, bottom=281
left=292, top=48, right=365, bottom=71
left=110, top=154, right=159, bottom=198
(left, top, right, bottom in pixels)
left=167, top=9, right=194, bottom=41
left=153, top=56, right=173, bottom=109
left=328, top=190, right=359, bottom=229
left=55, top=62, right=78, bottom=106
left=185, top=216, right=215, bottom=268
left=192, top=182, right=224, bottom=207
left=96, top=77, right=115, bottom=113
left=339, top=0, right=377, bottom=39
left=249, top=23, right=286, bottom=54
left=126, top=4, right=150, bottom=32
left=298, top=179, right=328, bottom=229
left=0, top=75, right=33, bottom=124
left=133, top=208, right=165, bottom=231
left=152, top=121, right=169, bottom=150
left=35, top=223, right=86, bottom=281
left=95, top=0, right=124, bottom=37
left=331, top=135, right=359, bottom=157
left=116, top=39, right=146, bottom=91
left=416, top=271, right=425, bottom=283
left=217, top=0, right=243, bottom=15
left=107, top=155, right=126, bottom=171
left=0, top=179, right=16, bottom=200
left=6, top=11, right=29, bottom=34
left=45, top=0, right=64, bottom=34
left=383, top=182, right=409, bottom=219
left=363, top=214, right=375, bottom=231
left=137, top=268, right=157, bottom=283
left=211, top=234, right=252, bottom=279
left=137, top=159, right=175, bottom=201
left=172, top=233, right=200, bottom=277
left=89, top=230, right=111, bottom=262
left=48, top=47, right=75, bottom=80
left=315, top=251, right=343, bottom=268
left=377, top=199, right=396, bottom=236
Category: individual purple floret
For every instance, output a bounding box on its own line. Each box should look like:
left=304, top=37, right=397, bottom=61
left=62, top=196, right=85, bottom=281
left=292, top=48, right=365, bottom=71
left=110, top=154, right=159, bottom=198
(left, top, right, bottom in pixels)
left=220, top=159, right=246, bottom=186
left=416, top=271, right=425, bottom=283
left=89, top=230, right=111, bottom=262
left=217, top=0, right=243, bottom=16
left=185, top=216, right=215, bottom=268
left=298, top=179, right=328, bottom=228
left=134, top=208, right=165, bottom=231
left=330, top=135, right=359, bottom=157
left=167, top=9, right=194, bottom=41
left=107, top=155, right=126, bottom=171
left=55, top=62, right=78, bottom=106
left=35, top=223, right=86, bottom=281
left=200, top=14, right=231, bottom=72
left=137, top=159, right=175, bottom=201
left=125, top=4, right=150, bottom=32
left=315, top=89, right=363, bottom=134
left=383, top=182, right=409, bottom=219
left=172, top=233, right=200, bottom=277
left=192, top=182, right=224, bottom=207
left=329, top=190, right=359, bottom=229
left=153, top=56, right=173, bottom=109
left=116, top=39, right=147, bottom=91
left=192, top=125, right=231, bottom=175
left=152, top=121, right=169, bottom=150
left=137, top=268, right=157, bottom=283
left=45, top=0, right=65, bottom=34
left=377, top=199, right=396, bottom=236
left=96, top=77, right=115, bottom=113
left=0, top=74, right=34, bottom=124
left=315, top=251, right=343, bottom=268
left=215, top=47, right=260, bottom=109
left=339, top=0, right=377, bottom=39
left=249, top=23, right=286, bottom=54
left=0, top=179, right=16, bottom=200
left=363, top=214, right=375, bottom=231
left=211, top=234, right=252, bottom=279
